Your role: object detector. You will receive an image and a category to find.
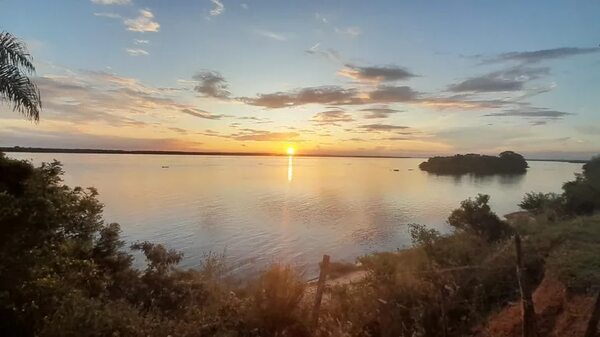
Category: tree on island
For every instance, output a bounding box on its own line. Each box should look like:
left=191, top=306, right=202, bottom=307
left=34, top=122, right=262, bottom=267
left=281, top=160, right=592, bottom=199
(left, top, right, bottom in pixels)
left=419, top=151, right=528, bottom=175
left=0, top=31, right=41, bottom=121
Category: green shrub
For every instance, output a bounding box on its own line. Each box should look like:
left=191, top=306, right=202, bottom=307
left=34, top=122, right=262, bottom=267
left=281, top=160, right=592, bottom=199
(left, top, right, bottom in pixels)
left=448, top=194, right=513, bottom=241
left=249, top=264, right=308, bottom=337
left=563, top=155, right=600, bottom=215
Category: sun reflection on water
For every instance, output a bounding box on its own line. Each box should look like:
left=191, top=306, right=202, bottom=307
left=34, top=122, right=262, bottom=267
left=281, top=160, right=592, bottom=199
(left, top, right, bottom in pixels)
left=287, top=155, right=293, bottom=182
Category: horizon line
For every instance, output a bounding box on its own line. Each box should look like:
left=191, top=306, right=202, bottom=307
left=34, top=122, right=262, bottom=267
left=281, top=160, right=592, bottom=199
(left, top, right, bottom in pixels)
left=0, top=146, right=589, bottom=163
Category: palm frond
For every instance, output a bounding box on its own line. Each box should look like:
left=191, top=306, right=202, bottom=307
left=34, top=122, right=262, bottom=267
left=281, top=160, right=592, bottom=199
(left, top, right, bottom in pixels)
left=0, top=32, right=41, bottom=121
left=0, top=32, right=35, bottom=73
left=0, top=64, right=41, bottom=121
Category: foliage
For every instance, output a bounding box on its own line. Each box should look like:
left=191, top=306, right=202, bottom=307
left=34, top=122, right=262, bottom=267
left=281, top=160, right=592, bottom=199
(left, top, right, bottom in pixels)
left=516, top=215, right=600, bottom=293
left=563, top=156, right=600, bottom=215
left=448, top=194, right=513, bottom=241
left=2, top=153, right=599, bottom=337
left=0, top=155, right=305, bottom=337
left=519, top=192, right=565, bottom=222
left=249, top=264, right=308, bottom=336
left=325, top=222, right=529, bottom=337
left=0, top=31, right=41, bottom=121
left=419, top=151, right=528, bottom=175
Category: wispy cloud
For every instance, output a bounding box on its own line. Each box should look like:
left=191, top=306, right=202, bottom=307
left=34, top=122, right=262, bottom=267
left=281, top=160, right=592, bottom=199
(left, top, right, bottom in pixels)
left=240, top=85, right=418, bottom=108
left=360, top=107, right=401, bottom=119
left=339, top=64, right=416, bottom=83
left=335, top=26, right=361, bottom=37
left=91, top=0, right=131, bottom=5
left=229, top=129, right=300, bottom=142
left=485, top=47, right=600, bottom=64
left=311, top=109, right=354, bottom=125
left=124, top=9, right=160, bottom=32
left=33, top=68, right=224, bottom=126
left=134, top=39, right=149, bottom=45
left=125, top=48, right=149, bottom=56
left=94, top=12, right=122, bottom=19
left=315, top=13, right=329, bottom=24
left=305, top=43, right=342, bottom=62
left=484, top=108, right=573, bottom=118
left=358, top=124, right=410, bottom=132
left=209, top=0, right=225, bottom=16
left=181, top=108, right=226, bottom=120
left=255, top=29, right=286, bottom=41
left=448, top=66, right=549, bottom=93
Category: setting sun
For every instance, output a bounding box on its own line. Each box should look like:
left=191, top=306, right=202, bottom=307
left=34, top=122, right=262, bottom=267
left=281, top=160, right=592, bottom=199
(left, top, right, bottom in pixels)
left=287, top=147, right=295, bottom=155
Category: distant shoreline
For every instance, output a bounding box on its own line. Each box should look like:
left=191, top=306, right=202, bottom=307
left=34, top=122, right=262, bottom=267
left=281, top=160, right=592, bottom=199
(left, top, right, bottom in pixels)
left=0, top=147, right=588, bottom=163
left=0, top=146, right=412, bottom=160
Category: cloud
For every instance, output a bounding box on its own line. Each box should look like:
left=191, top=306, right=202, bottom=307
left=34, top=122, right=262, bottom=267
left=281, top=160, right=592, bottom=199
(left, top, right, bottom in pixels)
left=91, top=0, right=131, bottom=5
left=315, top=13, right=328, bottom=24
left=358, top=124, right=410, bottom=132
left=32, top=68, right=223, bottom=126
left=240, top=85, right=418, bottom=108
left=383, top=136, right=412, bottom=141
left=192, top=71, right=230, bottom=99
left=169, top=127, right=189, bottom=134
left=134, top=39, right=149, bottom=44
left=335, top=26, right=361, bottom=37
left=484, top=108, right=573, bottom=118
left=305, top=43, right=342, bottom=62
left=240, top=3, right=248, bottom=9
left=124, top=9, right=160, bottom=32
left=240, top=86, right=357, bottom=108
left=236, top=116, right=273, bottom=124
left=209, top=0, right=225, bottom=16
left=368, top=86, right=418, bottom=103
left=360, top=107, right=401, bottom=119
left=94, top=12, right=122, bottom=19
left=255, top=29, right=286, bottom=41
left=486, top=47, right=600, bottom=64
left=125, top=48, right=149, bottom=56
left=311, top=109, right=354, bottom=125
left=448, top=66, right=549, bottom=93
left=339, top=64, right=416, bottom=83
left=180, top=108, right=225, bottom=120
left=229, top=129, right=300, bottom=141
left=0, top=127, right=200, bottom=151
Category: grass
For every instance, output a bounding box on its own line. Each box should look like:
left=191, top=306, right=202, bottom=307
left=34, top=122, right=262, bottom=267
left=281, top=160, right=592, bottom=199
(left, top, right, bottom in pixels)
left=516, top=214, right=600, bottom=292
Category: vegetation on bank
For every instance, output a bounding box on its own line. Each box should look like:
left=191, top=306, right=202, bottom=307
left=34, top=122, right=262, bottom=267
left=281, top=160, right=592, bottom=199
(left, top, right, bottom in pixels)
left=0, top=152, right=599, bottom=337
left=419, top=151, right=529, bottom=175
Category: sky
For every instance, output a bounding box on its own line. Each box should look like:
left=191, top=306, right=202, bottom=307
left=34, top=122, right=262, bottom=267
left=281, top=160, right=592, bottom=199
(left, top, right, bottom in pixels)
left=0, top=0, right=599, bottom=159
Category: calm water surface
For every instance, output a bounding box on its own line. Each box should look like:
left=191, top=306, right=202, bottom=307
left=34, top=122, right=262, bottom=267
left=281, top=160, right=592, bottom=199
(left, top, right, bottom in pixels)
left=8, top=153, right=581, bottom=276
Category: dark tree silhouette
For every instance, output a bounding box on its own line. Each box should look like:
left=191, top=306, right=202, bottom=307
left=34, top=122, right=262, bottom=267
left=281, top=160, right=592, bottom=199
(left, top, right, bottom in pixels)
left=0, top=32, right=41, bottom=121
left=419, top=151, right=528, bottom=175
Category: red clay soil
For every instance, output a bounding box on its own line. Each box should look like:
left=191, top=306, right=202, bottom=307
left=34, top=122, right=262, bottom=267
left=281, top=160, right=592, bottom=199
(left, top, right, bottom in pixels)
left=475, top=276, right=596, bottom=337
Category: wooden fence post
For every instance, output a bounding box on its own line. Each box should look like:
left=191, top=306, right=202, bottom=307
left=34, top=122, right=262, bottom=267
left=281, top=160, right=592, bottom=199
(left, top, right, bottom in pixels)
left=584, top=291, right=600, bottom=337
left=515, top=234, right=537, bottom=337
left=438, top=277, right=449, bottom=337
left=311, top=254, right=330, bottom=331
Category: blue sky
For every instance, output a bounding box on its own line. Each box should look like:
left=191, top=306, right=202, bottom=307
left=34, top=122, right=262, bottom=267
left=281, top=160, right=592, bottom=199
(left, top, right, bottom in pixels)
left=1, top=0, right=599, bottom=158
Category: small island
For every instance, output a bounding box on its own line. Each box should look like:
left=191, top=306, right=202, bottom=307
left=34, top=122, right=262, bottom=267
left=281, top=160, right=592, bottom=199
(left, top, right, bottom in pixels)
left=419, top=151, right=528, bottom=175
